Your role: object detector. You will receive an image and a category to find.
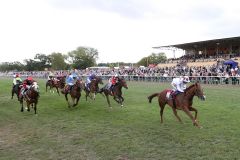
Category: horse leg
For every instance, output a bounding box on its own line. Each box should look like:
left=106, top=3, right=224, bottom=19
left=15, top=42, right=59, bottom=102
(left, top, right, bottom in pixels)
left=105, top=94, right=111, bottom=108
left=71, top=97, right=75, bottom=107
left=74, top=97, right=80, bottom=107
left=34, top=103, right=37, bottom=114
left=85, top=91, right=88, bottom=101
left=56, top=88, right=60, bottom=96
left=65, top=94, right=71, bottom=107
left=11, top=87, right=14, bottom=99
left=158, top=101, right=166, bottom=123
left=93, top=93, right=96, bottom=100
left=27, top=102, right=30, bottom=112
left=189, top=106, right=198, bottom=120
left=182, top=106, right=200, bottom=128
left=119, top=96, right=124, bottom=107
left=20, top=100, right=24, bottom=112
left=171, top=107, right=182, bottom=123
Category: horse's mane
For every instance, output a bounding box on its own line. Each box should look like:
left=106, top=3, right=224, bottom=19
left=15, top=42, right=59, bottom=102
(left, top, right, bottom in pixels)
left=184, top=83, right=196, bottom=93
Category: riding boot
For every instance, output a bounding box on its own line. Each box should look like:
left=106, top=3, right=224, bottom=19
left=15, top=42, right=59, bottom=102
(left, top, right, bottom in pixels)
left=69, top=86, right=73, bottom=93
left=110, top=85, right=114, bottom=95
left=87, top=83, right=90, bottom=91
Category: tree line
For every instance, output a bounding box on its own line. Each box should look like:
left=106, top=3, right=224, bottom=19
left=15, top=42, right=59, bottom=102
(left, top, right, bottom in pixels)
left=0, top=46, right=167, bottom=71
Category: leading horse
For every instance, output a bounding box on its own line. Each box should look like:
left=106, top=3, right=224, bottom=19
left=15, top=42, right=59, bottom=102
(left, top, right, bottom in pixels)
left=19, top=82, right=40, bottom=114
left=63, top=79, right=82, bottom=107
left=99, top=77, right=128, bottom=108
left=84, top=76, right=103, bottom=101
left=148, top=82, right=205, bottom=128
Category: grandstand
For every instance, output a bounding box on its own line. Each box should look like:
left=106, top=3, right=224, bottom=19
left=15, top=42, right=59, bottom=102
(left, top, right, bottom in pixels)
left=154, top=36, right=240, bottom=67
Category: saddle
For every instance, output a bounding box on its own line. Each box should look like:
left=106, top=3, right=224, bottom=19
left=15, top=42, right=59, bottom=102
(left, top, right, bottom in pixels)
left=166, top=90, right=181, bottom=108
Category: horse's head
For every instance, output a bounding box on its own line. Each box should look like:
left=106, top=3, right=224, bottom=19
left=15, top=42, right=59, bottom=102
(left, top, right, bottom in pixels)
left=96, top=77, right=103, bottom=85
left=31, top=82, right=40, bottom=93
left=193, top=82, right=206, bottom=101
left=118, top=77, right=128, bottom=89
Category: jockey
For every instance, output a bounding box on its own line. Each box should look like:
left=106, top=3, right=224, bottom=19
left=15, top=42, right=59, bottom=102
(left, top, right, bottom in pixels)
left=13, top=73, right=22, bottom=86
left=86, top=73, right=96, bottom=90
left=171, top=76, right=190, bottom=96
left=65, top=72, right=78, bottom=93
left=47, top=71, right=55, bottom=82
left=19, top=76, right=35, bottom=100
left=109, top=73, right=119, bottom=93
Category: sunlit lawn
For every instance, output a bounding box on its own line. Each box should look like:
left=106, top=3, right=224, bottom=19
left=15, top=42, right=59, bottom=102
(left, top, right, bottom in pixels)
left=0, top=78, right=239, bottom=160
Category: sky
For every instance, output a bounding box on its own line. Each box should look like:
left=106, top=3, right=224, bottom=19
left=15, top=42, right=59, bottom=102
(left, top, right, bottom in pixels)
left=0, top=0, right=240, bottom=63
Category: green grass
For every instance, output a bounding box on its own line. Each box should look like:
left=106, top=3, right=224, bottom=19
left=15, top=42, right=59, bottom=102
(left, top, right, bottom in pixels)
left=0, top=78, right=240, bottom=160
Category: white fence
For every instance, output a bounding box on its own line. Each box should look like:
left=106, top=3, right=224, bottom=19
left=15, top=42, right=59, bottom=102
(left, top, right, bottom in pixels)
left=1, top=74, right=240, bottom=85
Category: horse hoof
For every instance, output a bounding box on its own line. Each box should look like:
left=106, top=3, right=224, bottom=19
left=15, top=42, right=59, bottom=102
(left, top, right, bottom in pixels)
left=121, top=104, right=123, bottom=107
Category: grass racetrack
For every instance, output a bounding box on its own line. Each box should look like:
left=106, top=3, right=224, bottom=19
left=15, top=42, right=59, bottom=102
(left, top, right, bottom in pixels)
left=0, top=78, right=240, bottom=160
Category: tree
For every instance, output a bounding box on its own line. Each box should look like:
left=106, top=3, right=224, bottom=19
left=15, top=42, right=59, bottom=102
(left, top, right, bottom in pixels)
left=24, top=59, right=39, bottom=71
left=49, top=52, right=67, bottom=70
left=0, top=61, right=24, bottom=71
left=137, top=52, right=167, bottom=66
left=34, top=53, right=51, bottom=70
left=68, top=47, right=98, bottom=69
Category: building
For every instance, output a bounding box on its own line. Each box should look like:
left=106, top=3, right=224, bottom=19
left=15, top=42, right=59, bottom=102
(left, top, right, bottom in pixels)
left=154, top=36, right=240, bottom=59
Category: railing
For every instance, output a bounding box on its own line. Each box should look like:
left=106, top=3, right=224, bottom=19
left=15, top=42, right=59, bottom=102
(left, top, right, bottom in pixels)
left=1, top=74, right=239, bottom=85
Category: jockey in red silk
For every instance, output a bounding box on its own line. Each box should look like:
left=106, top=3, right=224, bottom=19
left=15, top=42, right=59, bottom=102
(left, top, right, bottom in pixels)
left=19, top=76, right=35, bottom=100
left=109, top=74, right=119, bottom=92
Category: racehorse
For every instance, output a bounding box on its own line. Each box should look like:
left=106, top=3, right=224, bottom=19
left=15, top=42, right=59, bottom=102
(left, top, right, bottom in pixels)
left=46, top=76, right=65, bottom=95
left=99, top=77, right=128, bottom=108
left=11, top=83, right=22, bottom=100
left=148, top=82, right=205, bottom=128
left=63, top=79, right=82, bottom=107
left=84, top=76, right=103, bottom=101
left=19, top=82, right=40, bottom=114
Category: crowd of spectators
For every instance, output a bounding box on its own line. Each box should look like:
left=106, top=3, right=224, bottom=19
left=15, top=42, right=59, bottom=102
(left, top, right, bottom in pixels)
left=1, top=58, right=239, bottom=85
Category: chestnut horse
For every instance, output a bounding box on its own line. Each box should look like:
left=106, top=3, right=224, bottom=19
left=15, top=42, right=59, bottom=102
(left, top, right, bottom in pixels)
left=99, top=77, right=128, bottom=108
left=84, top=76, right=103, bottom=101
left=63, top=79, right=82, bottom=107
left=148, top=82, right=205, bottom=128
left=46, top=76, right=65, bottom=95
left=19, top=82, right=40, bottom=114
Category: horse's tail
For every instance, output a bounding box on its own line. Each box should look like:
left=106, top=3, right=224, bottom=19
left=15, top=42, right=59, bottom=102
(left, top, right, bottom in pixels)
left=147, top=93, right=159, bottom=103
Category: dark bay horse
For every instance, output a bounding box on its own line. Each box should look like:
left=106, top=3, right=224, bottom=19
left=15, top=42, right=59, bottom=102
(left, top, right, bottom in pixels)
left=63, top=80, right=82, bottom=107
left=99, top=77, right=128, bottom=108
left=84, top=76, right=103, bottom=101
left=46, top=77, right=66, bottom=95
left=19, top=82, right=40, bottom=114
left=148, top=82, right=205, bottom=128
left=11, top=83, right=22, bottom=100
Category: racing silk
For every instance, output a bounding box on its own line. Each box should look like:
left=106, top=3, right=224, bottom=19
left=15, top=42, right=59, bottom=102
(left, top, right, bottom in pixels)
left=86, top=74, right=95, bottom=84
left=22, top=79, right=34, bottom=89
left=171, top=78, right=186, bottom=93
left=13, top=77, right=22, bottom=85
left=110, top=76, right=118, bottom=85
left=66, top=75, right=75, bottom=86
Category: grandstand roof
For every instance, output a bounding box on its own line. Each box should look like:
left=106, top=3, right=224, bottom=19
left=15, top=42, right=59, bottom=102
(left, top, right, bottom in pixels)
left=153, top=36, right=240, bottom=51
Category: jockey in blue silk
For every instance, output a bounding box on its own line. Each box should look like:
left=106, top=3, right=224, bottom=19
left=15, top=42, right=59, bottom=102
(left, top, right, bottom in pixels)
left=65, top=72, right=78, bottom=93
left=86, top=73, right=96, bottom=90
